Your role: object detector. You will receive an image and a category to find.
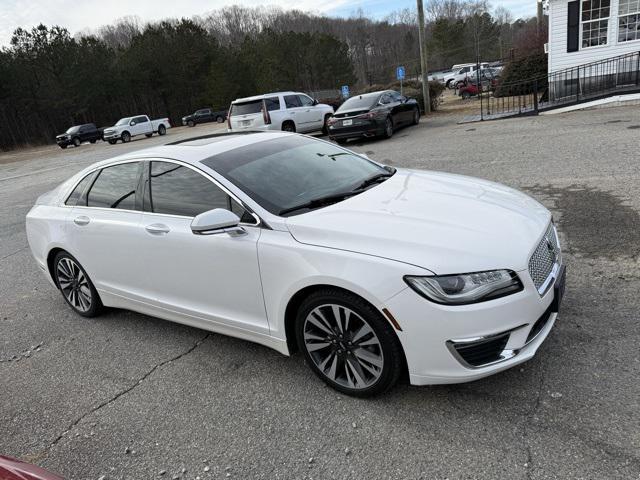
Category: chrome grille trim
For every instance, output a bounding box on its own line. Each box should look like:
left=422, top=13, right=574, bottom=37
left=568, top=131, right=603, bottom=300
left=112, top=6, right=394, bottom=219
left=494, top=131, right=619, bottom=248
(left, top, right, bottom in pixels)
left=529, top=223, right=562, bottom=295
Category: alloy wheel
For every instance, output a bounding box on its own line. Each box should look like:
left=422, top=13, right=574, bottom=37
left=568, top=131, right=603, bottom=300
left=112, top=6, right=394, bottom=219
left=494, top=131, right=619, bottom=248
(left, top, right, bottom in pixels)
left=303, top=304, right=384, bottom=390
left=56, top=257, right=92, bottom=312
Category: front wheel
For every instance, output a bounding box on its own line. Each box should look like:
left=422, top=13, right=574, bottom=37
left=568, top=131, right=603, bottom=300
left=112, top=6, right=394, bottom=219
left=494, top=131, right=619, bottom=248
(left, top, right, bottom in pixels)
left=322, top=114, right=332, bottom=135
left=461, top=91, right=471, bottom=100
left=412, top=108, right=420, bottom=125
left=216, top=116, right=224, bottom=123
left=145, top=133, right=153, bottom=138
left=60, top=144, right=68, bottom=149
left=295, top=289, right=404, bottom=397
left=187, top=120, right=195, bottom=127
left=158, top=124, right=166, bottom=135
left=53, top=252, right=103, bottom=318
left=72, top=137, right=81, bottom=147
left=108, top=139, right=117, bottom=145
left=121, top=131, right=131, bottom=143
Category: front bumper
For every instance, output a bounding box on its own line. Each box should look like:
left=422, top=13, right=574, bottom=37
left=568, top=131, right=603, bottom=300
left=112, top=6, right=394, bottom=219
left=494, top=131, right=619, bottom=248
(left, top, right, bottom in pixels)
left=386, top=265, right=563, bottom=385
left=103, top=131, right=120, bottom=140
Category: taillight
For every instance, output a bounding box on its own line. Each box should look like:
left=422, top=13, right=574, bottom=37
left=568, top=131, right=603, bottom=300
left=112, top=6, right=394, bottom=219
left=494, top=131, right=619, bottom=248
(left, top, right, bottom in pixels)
left=356, top=112, right=376, bottom=120
left=262, top=100, right=271, bottom=125
left=327, top=117, right=337, bottom=125
left=227, top=105, right=232, bottom=129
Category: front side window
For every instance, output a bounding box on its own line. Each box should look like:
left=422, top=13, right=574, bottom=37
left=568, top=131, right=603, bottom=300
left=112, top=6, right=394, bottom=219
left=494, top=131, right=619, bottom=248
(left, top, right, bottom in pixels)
left=298, top=95, right=314, bottom=107
left=284, top=95, right=302, bottom=108
left=87, top=162, right=140, bottom=210
left=146, top=161, right=247, bottom=219
left=581, top=0, right=610, bottom=47
left=202, top=135, right=389, bottom=216
left=618, top=0, right=640, bottom=41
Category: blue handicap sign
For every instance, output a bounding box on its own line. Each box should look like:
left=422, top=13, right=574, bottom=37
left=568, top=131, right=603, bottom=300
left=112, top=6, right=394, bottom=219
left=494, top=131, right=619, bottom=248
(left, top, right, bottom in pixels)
left=341, top=85, right=350, bottom=98
left=396, top=66, right=406, bottom=80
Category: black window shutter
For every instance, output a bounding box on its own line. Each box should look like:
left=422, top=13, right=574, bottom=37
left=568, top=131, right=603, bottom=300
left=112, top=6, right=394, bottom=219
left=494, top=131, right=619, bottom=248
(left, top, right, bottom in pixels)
left=567, top=0, right=580, bottom=52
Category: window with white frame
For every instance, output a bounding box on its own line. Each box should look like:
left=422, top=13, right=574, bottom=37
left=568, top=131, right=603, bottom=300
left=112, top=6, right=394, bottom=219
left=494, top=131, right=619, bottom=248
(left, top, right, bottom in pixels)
left=618, top=0, right=640, bottom=42
left=581, top=0, right=610, bottom=47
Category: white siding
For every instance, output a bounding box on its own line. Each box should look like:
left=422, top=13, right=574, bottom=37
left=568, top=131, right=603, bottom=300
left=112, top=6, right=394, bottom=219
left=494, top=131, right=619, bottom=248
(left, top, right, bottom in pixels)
left=548, top=0, right=640, bottom=73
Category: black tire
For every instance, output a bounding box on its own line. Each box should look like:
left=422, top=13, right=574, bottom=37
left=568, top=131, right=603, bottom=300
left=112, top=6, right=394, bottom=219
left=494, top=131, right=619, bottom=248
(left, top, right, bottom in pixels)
left=187, top=120, right=195, bottom=127
left=412, top=108, right=420, bottom=125
left=158, top=124, right=166, bottom=135
left=60, top=144, right=68, bottom=149
left=295, top=288, right=404, bottom=397
left=90, top=139, right=96, bottom=144
left=461, top=91, right=471, bottom=100
left=322, top=114, right=332, bottom=135
left=72, top=137, right=81, bottom=147
left=335, top=138, right=348, bottom=145
left=145, top=133, right=153, bottom=138
left=382, top=117, right=394, bottom=139
left=446, top=79, right=454, bottom=89
left=53, top=251, right=103, bottom=318
left=121, top=131, right=131, bottom=143
left=215, top=116, right=224, bottom=123
left=282, top=121, right=296, bottom=133
left=108, top=139, right=117, bottom=145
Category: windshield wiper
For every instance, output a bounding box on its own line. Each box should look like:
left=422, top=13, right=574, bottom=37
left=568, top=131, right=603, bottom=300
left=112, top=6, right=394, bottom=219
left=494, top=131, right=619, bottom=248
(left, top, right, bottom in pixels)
left=279, top=190, right=361, bottom=216
left=353, top=170, right=395, bottom=191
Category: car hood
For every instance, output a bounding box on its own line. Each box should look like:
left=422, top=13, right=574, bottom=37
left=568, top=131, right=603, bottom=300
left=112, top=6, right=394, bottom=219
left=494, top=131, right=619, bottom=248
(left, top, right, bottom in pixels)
left=285, top=169, right=551, bottom=274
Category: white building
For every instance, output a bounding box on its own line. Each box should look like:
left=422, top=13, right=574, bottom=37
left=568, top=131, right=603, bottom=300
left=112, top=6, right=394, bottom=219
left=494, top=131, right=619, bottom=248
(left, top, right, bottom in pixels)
left=548, top=0, right=640, bottom=73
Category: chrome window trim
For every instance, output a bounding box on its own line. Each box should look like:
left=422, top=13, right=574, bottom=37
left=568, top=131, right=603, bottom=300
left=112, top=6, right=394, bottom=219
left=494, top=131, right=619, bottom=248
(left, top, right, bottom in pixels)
left=59, top=157, right=262, bottom=227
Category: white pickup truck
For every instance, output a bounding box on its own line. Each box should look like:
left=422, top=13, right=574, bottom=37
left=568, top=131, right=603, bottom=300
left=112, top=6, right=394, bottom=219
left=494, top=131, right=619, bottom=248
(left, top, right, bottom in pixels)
left=103, top=115, right=171, bottom=144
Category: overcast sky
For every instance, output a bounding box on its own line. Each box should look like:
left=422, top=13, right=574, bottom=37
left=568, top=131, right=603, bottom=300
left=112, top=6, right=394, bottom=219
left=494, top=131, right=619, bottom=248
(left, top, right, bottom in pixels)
left=0, top=0, right=536, bottom=46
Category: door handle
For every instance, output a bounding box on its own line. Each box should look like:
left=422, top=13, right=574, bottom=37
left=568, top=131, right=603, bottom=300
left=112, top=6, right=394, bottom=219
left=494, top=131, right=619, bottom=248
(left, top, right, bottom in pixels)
left=145, top=223, right=170, bottom=235
left=73, top=215, right=90, bottom=226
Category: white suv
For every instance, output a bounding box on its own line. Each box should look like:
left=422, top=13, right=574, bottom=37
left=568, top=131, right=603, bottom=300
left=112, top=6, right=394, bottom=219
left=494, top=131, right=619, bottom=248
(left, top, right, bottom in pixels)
left=228, top=92, right=334, bottom=134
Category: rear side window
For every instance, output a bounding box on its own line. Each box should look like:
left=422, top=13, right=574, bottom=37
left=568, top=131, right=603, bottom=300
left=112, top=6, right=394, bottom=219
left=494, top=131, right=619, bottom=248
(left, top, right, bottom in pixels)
left=284, top=95, right=302, bottom=108
left=147, top=161, right=234, bottom=217
left=66, top=172, right=97, bottom=206
left=264, top=97, right=280, bottom=111
left=231, top=101, right=262, bottom=116
left=87, top=162, right=140, bottom=210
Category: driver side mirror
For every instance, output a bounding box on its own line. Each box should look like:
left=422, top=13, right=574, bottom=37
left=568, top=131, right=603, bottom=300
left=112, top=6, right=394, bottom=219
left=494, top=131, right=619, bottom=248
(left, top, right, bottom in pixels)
left=190, top=208, right=245, bottom=236
left=312, top=98, right=318, bottom=106
left=130, top=121, right=136, bottom=126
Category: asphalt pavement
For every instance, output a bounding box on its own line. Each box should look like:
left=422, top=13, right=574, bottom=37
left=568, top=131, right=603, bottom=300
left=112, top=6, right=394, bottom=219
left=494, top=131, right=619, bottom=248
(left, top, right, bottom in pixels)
left=1, top=110, right=639, bottom=479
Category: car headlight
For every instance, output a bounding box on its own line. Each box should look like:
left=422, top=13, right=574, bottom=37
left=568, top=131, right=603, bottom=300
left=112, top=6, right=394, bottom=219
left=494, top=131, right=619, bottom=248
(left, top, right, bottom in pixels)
left=404, top=270, right=523, bottom=305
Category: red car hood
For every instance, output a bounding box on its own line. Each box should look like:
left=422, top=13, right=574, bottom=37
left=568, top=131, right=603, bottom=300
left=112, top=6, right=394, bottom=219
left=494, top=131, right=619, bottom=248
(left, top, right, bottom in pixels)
left=0, top=456, right=63, bottom=480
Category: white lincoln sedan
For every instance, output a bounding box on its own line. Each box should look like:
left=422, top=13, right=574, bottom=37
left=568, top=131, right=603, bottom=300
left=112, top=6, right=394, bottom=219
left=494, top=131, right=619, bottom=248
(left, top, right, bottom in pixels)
left=26, top=132, right=565, bottom=396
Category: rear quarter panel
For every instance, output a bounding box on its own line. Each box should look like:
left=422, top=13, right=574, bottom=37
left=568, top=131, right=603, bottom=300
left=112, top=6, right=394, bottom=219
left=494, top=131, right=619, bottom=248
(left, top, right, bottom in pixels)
left=26, top=205, right=72, bottom=285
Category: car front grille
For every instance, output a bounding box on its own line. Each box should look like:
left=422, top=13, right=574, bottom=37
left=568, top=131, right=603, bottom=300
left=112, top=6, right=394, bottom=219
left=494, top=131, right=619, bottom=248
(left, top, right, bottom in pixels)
left=528, top=223, right=561, bottom=294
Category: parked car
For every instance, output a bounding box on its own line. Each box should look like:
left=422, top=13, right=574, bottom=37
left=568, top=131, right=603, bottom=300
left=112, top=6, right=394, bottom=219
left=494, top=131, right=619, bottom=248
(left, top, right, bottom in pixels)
left=55, top=123, right=103, bottom=149
left=26, top=131, right=565, bottom=397
left=182, top=108, right=228, bottom=127
left=227, top=92, right=334, bottom=134
left=0, top=455, right=63, bottom=480
left=442, top=63, right=490, bottom=89
left=103, top=115, right=171, bottom=144
left=327, top=90, right=420, bottom=144
left=458, top=71, right=500, bottom=99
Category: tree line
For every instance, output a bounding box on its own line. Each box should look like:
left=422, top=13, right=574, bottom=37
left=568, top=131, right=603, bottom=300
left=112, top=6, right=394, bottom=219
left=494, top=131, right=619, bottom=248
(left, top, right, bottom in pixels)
left=0, top=2, right=543, bottom=150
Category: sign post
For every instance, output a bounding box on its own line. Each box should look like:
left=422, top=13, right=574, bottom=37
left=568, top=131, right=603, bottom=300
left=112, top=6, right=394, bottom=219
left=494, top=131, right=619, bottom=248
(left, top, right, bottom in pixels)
left=341, top=85, right=350, bottom=99
left=396, top=66, right=406, bottom=96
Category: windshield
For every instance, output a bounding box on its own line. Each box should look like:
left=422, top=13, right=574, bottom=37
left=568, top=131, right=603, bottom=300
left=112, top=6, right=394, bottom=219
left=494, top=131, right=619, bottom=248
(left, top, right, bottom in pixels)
left=66, top=126, right=80, bottom=134
left=337, top=95, right=379, bottom=112
left=115, top=117, right=131, bottom=126
left=202, top=136, right=388, bottom=216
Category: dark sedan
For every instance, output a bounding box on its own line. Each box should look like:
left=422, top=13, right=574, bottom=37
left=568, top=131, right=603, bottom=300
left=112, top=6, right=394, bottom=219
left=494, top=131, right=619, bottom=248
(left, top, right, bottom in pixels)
left=182, top=108, right=228, bottom=127
left=55, top=123, right=103, bottom=149
left=327, top=90, right=420, bottom=144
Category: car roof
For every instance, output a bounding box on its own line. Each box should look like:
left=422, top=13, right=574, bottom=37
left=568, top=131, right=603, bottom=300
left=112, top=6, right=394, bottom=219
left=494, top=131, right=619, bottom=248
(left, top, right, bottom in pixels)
left=232, top=92, right=301, bottom=103
left=94, top=131, right=295, bottom=167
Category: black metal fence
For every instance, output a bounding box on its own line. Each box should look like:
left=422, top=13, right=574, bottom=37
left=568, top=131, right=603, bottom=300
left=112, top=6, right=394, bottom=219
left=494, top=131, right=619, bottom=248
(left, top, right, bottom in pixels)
left=479, top=51, right=640, bottom=120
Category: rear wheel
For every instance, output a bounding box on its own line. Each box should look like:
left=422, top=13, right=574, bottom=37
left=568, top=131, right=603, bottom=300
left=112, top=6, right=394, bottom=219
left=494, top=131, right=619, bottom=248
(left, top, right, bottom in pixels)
left=53, top=251, right=103, bottom=318
left=335, top=138, right=348, bottom=145
left=72, top=137, right=81, bottom=147
left=412, top=108, right=420, bottom=125
left=121, top=131, right=131, bottom=143
left=158, top=124, right=167, bottom=135
left=216, top=116, right=224, bottom=123
left=295, top=288, right=403, bottom=397
left=461, top=91, right=471, bottom=100
left=383, top=117, right=394, bottom=139
left=282, top=121, right=296, bottom=133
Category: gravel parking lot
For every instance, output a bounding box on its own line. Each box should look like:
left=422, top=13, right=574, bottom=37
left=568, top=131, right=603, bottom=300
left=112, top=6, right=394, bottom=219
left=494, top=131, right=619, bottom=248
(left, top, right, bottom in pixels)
left=2, top=109, right=639, bottom=480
